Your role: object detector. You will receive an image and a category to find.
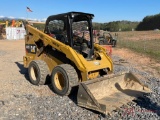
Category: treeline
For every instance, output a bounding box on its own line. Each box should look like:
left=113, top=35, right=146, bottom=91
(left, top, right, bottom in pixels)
left=93, top=13, right=160, bottom=31
left=33, top=21, right=139, bottom=32
left=32, top=23, right=45, bottom=30
left=136, top=13, right=160, bottom=30
left=1, top=13, right=160, bottom=31
left=92, top=21, right=139, bottom=32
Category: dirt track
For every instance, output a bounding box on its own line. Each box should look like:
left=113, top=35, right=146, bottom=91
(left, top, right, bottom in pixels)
left=0, top=40, right=53, bottom=99
left=113, top=48, right=160, bottom=78
left=0, top=40, right=56, bottom=119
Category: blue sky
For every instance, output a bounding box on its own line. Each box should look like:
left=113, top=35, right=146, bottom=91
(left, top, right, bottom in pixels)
left=0, top=0, right=160, bottom=23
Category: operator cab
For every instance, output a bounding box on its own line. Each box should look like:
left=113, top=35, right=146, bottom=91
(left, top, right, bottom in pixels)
left=44, top=12, right=94, bottom=59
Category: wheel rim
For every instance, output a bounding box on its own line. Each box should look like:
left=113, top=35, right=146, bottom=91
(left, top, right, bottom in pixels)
left=54, top=72, right=65, bottom=90
left=30, top=66, right=38, bottom=81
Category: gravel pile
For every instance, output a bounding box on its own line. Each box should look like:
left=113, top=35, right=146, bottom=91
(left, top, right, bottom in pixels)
left=109, top=55, right=160, bottom=120
left=0, top=95, right=101, bottom=120
left=0, top=41, right=159, bottom=120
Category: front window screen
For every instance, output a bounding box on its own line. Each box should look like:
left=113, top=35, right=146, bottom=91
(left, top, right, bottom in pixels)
left=72, top=21, right=90, bottom=42
left=47, top=20, right=67, bottom=43
left=48, top=20, right=64, bottom=34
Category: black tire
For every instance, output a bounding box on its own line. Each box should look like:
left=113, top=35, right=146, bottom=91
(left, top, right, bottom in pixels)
left=28, top=60, right=49, bottom=85
left=51, top=64, right=78, bottom=96
left=99, top=40, right=104, bottom=45
left=112, top=40, right=116, bottom=47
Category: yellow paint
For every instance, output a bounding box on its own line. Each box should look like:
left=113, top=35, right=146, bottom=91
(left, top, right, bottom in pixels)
left=23, top=25, right=113, bottom=81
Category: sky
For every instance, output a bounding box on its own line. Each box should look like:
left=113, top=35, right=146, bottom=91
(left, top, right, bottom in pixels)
left=0, top=0, right=160, bottom=23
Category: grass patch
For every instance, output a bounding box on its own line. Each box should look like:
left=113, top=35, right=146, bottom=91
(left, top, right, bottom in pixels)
left=117, top=39, right=160, bottom=61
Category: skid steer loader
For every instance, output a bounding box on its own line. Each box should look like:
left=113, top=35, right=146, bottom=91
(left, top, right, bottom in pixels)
left=23, top=12, right=150, bottom=115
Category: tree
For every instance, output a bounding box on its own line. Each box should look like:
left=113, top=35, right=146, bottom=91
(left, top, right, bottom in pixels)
left=136, top=13, right=160, bottom=30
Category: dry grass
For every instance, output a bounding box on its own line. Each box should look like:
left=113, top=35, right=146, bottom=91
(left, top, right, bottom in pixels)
left=114, top=30, right=160, bottom=61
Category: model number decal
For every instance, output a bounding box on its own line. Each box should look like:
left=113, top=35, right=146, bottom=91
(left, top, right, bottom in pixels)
left=26, top=44, right=37, bottom=54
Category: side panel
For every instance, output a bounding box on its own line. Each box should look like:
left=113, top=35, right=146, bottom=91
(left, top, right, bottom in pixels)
left=23, top=35, right=36, bottom=68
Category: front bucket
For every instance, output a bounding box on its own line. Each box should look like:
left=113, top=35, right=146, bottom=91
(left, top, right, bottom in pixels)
left=77, top=72, right=151, bottom=115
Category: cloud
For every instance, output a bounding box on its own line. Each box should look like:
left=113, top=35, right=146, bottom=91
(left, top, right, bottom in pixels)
left=0, top=16, right=4, bottom=18
left=27, top=18, right=46, bottom=22
left=19, top=17, right=26, bottom=19
left=0, top=15, right=46, bottom=22
left=41, top=18, right=47, bottom=21
left=8, top=16, right=15, bottom=19
left=28, top=18, right=38, bottom=21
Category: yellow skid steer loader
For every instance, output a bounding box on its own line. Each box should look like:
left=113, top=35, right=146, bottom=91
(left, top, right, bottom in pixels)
left=23, top=12, right=150, bottom=115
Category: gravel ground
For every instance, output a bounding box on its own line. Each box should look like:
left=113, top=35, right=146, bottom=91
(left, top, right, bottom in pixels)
left=0, top=40, right=159, bottom=120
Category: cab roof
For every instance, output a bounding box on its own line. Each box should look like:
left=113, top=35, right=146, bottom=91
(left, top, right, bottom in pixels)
left=46, top=11, right=94, bottom=21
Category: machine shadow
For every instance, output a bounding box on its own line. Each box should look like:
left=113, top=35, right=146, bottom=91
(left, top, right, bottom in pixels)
left=15, top=61, right=29, bottom=80
left=48, top=85, right=80, bottom=104
left=115, top=83, right=160, bottom=117
left=68, top=86, right=79, bottom=103
left=47, top=84, right=102, bottom=115
left=133, top=96, right=160, bottom=117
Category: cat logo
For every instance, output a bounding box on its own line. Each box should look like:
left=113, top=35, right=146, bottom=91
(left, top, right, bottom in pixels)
left=31, top=45, right=36, bottom=53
